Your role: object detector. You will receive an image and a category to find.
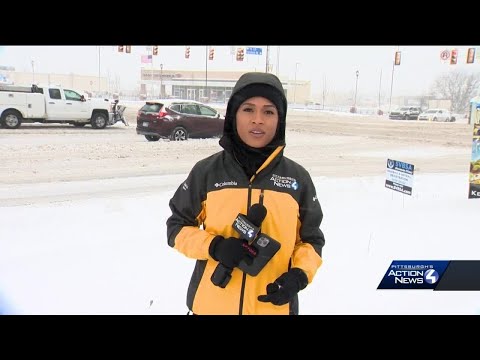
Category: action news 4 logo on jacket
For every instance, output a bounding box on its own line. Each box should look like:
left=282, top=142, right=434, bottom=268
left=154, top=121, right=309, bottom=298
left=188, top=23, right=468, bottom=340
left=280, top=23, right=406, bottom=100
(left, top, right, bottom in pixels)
left=377, top=260, right=480, bottom=290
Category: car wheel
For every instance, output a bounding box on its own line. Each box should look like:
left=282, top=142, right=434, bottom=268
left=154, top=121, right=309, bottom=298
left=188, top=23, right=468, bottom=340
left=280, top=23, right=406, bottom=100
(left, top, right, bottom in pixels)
left=91, top=112, right=108, bottom=129
left=450, top=117, right=456, bottom=122
left=1, top=110, right=22, bottom=129
left=403, top=114, right=408, bottom=120
left=145, top=135, right=160, bottom=142
left=170, top=127, right=188, bottom=141
left=433, top=117, right=437, bottom=122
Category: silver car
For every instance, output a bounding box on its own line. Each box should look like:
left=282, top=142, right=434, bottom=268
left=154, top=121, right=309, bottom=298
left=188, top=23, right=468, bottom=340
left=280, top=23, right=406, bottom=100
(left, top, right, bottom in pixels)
left=417, top=109, right=455, bottom=122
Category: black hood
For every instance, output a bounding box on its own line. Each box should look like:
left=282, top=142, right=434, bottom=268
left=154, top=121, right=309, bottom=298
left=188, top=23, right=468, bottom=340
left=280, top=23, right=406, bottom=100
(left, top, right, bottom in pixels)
left=219, top=72, right=288, bottom=178
left=222, top=72, right=287, bottom=146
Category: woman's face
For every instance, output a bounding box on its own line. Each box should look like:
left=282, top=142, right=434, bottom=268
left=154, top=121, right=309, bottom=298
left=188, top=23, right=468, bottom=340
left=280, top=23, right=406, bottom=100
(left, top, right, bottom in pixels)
left=235, top=96, right=279, bottom=148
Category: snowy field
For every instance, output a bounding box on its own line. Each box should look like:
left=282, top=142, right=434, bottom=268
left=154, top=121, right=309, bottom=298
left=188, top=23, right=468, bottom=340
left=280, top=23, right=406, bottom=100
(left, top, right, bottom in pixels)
left=1, top=111, right=478, bottom=315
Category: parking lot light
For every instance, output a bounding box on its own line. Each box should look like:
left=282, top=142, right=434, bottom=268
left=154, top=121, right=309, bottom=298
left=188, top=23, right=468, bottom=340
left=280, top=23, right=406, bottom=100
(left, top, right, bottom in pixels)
left=353, top=70, right=359, bottom=112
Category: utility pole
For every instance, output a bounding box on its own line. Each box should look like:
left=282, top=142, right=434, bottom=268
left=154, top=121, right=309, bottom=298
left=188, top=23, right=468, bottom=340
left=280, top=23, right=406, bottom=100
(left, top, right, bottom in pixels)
left=150, top=48, right=154, bottom=98
left=378, top=69, right=382, bottom=113
left=276, top=46, right=280, bottom=77
left=31, top=60, right=35, bottom=84
left=388, top=60, right=395, bottom=114
left=322, top=74, right=326, bottom=110
left=265, top=46, right=270, bottom=73
left=106, top=69, right=110, bottom=94
left=160, top=64, right=163, bottom=98
left=389, top=46, right=399, bottom=114
left=205, top=46, right=208, bottom=101
left=353, top=70, right=359, bottom=111
left=294, top=62, right=300, bottom=105
left=98, top=46, right=101, bottom=94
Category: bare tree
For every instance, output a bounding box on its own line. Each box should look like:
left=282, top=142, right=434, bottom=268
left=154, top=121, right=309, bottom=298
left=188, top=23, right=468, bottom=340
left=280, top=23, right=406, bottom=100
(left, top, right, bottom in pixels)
left=431, top=70, right=480, bottom=113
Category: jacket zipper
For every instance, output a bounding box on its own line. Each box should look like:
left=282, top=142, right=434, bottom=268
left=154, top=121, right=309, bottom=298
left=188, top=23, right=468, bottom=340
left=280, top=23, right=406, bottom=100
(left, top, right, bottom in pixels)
left=239, top=183, right=253, bottom=315
left=238, top=185, right=266, bottom=314
left=235, top=147, right=282, bottom=314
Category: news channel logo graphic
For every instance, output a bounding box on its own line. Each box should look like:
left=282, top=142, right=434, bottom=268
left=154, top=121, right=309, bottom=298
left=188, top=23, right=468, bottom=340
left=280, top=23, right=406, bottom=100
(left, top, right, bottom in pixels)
left=377, top=261, right=449, bottom=289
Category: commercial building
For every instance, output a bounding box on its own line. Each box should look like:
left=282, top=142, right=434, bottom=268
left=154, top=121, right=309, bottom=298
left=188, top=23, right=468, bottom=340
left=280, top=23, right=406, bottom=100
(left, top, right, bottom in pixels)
left=140, top=68, right=310, bottom=104
left=1, top=66, right=311, bottom=104
left=0, top=67, right=108, bottom=95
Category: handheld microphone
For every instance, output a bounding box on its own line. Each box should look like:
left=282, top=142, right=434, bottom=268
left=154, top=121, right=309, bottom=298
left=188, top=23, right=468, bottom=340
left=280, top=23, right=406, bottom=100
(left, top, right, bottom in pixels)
left=234, top=206, right=282, bottom=277
left=210, top=204, right=267, bottom=288
left=232, top=203, right=266, bottom=244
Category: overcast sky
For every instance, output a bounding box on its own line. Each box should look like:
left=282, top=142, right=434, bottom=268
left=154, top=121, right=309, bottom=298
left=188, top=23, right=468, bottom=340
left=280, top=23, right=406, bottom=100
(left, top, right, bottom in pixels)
left=1, top=45, right=479, bottom=98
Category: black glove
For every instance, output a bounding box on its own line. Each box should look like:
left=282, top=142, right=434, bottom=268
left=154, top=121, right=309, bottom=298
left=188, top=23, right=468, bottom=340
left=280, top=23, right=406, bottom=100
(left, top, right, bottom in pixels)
left=257, top=268, right=308, bottom=306
left=209, top=236, right=251, bottom=269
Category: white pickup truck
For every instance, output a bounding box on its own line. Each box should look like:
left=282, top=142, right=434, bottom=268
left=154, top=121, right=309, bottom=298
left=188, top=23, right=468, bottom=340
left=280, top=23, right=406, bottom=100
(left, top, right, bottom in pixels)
left=0, top=84, right=113, bottom=129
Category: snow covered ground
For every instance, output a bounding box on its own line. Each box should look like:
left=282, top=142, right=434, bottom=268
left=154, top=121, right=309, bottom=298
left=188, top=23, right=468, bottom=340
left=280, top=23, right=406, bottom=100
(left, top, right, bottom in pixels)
left=1, top=172, right=479, bottom=315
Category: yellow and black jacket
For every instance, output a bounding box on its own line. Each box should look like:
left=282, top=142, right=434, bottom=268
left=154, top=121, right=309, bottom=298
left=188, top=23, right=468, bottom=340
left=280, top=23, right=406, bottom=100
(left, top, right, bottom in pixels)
left=166, top=73, right=325, bottom=315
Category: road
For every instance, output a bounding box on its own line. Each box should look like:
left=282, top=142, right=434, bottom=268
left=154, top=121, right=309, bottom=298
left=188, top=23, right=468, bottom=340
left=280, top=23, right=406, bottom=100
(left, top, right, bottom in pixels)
left=0, top=110, right=474, bottom=205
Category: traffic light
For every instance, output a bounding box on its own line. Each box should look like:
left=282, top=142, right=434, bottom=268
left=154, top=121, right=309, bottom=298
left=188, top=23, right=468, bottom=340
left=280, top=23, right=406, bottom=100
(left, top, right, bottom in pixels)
left=236, top=47, right=244, bottom=61
left=450, top=49, right=458, bottom=65
left=467, top=48, right=475, bottom=64
left=125, top=45, right=131, bottom=53
left=394, top=51, right=401, bottom=65
left=185, top=46, right=190, bottom=59
left=209, top=47, right=215, bottom=60
left=118, top=45, right=124, bottom=53
left=153, top=46, right=158, bottom=56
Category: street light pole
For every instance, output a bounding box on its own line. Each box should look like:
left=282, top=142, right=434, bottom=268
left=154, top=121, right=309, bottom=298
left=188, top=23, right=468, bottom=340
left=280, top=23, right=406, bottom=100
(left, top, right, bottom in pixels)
left=150, top=49, right=154, bottom=98
left=265, top=46, right=270, bottom=73
left=322, top=73, right=326, bottom=110
left=160, top=63, right=163, bottom=98
left=294, top=62, right=300, bottom=105
left=98, top=46, right=101, bottom=94
left=205, top=46, right=208, bottom=102
left=276, top=46, right=280, bottom=77
left=353, top=70, right=359, bottom=111
left=378, top=69, right=382, bottom=113
left=31, top=60, right=35, bottom=84
left=389, top=46, right=399, bottom=114
left=389, top=59, right=395, bottom=114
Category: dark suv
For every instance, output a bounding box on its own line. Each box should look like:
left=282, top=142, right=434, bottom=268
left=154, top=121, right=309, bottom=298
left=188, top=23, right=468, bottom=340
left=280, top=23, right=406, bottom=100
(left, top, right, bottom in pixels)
left=389, top=106, right=422, bottom=120
left=136, top=99, right=224, bottom=141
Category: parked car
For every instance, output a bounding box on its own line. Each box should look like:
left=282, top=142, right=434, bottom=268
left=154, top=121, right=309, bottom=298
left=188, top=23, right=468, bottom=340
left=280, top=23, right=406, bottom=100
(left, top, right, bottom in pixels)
left=417, top=109, right=455, bottom=122
left=136, top=99, right=224, bottom=141
left=389, top=106, right=422, bottom=120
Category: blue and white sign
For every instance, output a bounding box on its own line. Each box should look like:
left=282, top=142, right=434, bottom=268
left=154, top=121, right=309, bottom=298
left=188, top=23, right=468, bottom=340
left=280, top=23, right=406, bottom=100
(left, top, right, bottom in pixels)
left=385, top=158, right=415, bottom=195
left=246, top=47, right=263, bottom=55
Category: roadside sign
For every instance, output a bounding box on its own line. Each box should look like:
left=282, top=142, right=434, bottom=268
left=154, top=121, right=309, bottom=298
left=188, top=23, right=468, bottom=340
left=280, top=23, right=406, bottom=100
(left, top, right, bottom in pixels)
left=246, top=47, right=263, bottom=55
left=440, top=49, right=450, bottom=61
left=385, top=159, right=415, bottom=195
